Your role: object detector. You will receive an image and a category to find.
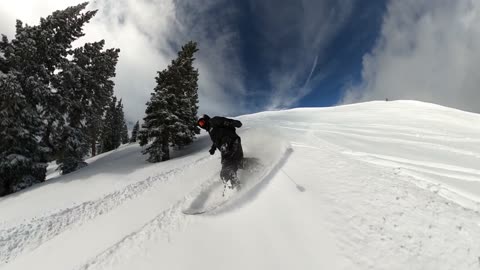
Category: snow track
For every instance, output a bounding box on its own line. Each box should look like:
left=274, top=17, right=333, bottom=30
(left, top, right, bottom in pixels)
left=0, top=154, right=213, bottom=267
left=77, top=201, right=187, bottom=270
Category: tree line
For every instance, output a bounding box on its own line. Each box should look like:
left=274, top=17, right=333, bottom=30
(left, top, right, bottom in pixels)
left=0, top=2, right=200, bottom=196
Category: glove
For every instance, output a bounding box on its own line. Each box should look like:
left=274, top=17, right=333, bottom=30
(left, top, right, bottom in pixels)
left=209, top=148, right=215, bottom=155
left=234, top=120, right=242, bottom=128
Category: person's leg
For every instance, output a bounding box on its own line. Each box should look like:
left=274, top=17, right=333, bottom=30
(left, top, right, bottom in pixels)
left=233, top=138, right=243, bottom=159
left=220, top=163, right=233, bottom=181
left=220, top=159, right=238, bottom=185
left=219, top=138, right=243, bottom=187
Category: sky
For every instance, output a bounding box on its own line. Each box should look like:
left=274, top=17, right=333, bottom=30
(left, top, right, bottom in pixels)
left=1, top=0, right=480, bottom=123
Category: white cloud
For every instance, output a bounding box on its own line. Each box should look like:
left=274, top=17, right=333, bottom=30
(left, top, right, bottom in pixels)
left=0, top=0, right=84, bottom=37
left=0, top=0, right=246, bottom=122
left=173, top=0, right=247, bottom=116
left=342, top=0, right=480, bottom=113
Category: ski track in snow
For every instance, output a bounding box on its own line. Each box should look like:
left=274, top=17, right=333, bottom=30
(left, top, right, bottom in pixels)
left=278, top=124, right=480, bottom=158
left=0, top=155, right=212, bottom=266
left=309, top=125, right=480, bottom=210
left=274, top=118, right=480, bottom=207
left=76, top=201, right=187, bottom=270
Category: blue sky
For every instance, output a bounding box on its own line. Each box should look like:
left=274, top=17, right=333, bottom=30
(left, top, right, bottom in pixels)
left=2, top=0, right=480, bottom=121
left=293, top=1, right=386, bottom=108
left=170, top=0, right=387, bottom=114
left=230, top=0, right=386, bottom=110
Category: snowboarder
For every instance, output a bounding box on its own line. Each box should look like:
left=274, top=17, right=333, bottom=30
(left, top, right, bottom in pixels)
left=197, top=114, right=243, bottom=188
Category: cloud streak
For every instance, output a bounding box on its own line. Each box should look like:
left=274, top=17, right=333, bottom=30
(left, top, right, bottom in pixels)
left=248, top=0, right=355, bottom=110
left=342, top=0, right=480, bottom=113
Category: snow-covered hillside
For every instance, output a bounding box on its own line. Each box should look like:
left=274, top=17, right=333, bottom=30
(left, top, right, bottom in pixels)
left=1, top=100, right=480, bottom=270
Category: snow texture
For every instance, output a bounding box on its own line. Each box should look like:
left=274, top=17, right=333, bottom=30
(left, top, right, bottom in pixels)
left=1, top=100, right=480, bottom=269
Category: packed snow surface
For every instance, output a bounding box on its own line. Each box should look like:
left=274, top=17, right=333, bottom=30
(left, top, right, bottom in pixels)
left=1, top=100, right=480, bottom=270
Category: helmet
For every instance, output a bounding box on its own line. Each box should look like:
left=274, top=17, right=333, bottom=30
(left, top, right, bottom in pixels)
left=198, top=114, right=210, bottom=129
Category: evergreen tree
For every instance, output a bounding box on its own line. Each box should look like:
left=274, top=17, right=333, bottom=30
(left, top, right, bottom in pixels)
left=121, top=122, right=129, bottom=144
left=170, top=41, right=200, bottom=148
left=0, top=36, right=8, bottom=73
left=0, top=72, right=47, bottom=195
left=5, top=3, right=98, bottom=161
left=48, top=34, right=119, bottom=174
left=118, top=100, right=129, bottom=144
left=139, top=41, right=200, bottom=162
left=0, top=2, right=99, bottom=193
left=54, top=59, right=89, bottom=174
left=100, top=97, right=119, bottom=152
left=100, top=97, right=128, bottom=152
left=139, top=77, right=171, bottom=162
left=130, top=121, right=140, bottom=143
left=79, top=41, right=120, bottom=157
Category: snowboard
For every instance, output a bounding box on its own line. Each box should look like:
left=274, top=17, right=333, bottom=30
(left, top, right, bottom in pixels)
left=182, top=157, right=264, bottom=215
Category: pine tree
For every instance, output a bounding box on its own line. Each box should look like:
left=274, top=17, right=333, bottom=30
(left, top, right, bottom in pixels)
left=170, top=41, right=200, bottom=148
left=0, top=36, right=8, bottom=73
left=6, top=3, right=98, bottom=161
left=48, top=34, right=119, bottom=174
left=118, top=100, right=129, bottom=144
left=130, top=121, right=140, bottom=143
left=100, top=97, right=119, bottom=152
left=139, top=41, right=200, bottom=162
left=121, top=122, right=129, bottom=144
left=0, top=72, right=47, bottom=195
left=139, top=76, right=170, bottom=162
left=79, top=41, right=120, bottom=157
left=0, top=3, right=98, bottom=193
left=100, top=97, right=128, bottom=152
left=54, top=59, right=89, bottom=174
left=76, top=43, right=120, bottom=157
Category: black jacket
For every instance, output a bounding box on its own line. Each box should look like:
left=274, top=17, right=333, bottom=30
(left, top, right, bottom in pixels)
left=207, top=116, right=242, bottom=153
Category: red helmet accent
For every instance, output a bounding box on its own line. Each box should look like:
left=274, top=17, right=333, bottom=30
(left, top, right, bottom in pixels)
left=198, top=119, right=206, bottom=128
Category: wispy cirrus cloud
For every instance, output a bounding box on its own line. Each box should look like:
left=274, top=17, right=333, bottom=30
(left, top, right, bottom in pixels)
left=342, top=0, right=480, bottom=113
left=248, top=0, right=356, bottom=110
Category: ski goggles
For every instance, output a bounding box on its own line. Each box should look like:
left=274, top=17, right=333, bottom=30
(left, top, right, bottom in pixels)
left=198, top=119, right=206, bottom=128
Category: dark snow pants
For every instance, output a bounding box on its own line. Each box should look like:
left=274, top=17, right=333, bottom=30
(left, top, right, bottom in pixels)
left=220, top=138, right=244, bottom=183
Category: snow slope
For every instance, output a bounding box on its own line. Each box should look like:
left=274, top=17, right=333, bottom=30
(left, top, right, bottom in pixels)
left=1, top=100, right=480, bottom=270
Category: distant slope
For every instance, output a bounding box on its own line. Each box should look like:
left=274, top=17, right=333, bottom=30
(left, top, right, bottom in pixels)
left=1, top=100, right=480, bottom=270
